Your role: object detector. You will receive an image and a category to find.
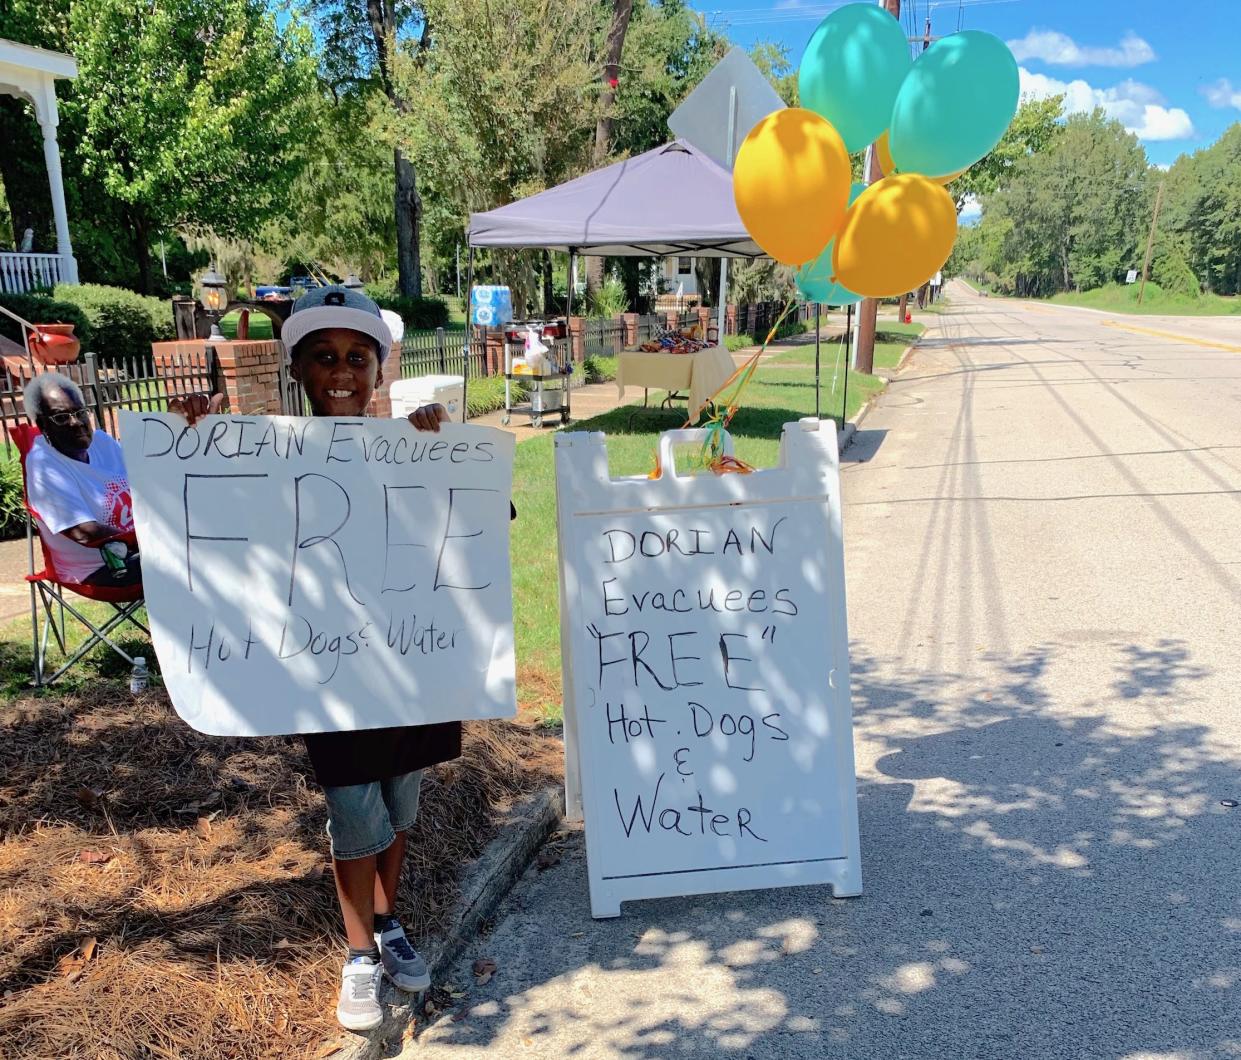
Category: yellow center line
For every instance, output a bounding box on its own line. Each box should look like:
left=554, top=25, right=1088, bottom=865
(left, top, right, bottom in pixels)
left=1101, top=320, right=1241, bottom=353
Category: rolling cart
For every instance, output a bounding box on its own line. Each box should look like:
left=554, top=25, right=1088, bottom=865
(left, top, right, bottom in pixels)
left=501, top=367, right=572, bottom=428
left=501, top=320, right=572, bottom=428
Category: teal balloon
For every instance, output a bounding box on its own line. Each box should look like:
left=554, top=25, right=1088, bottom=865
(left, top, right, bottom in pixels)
left=796, top=273, right=861, bottom=308
left=798, top=4, right=911, bottom=154
left=795, top=182, right=864, bottom=306
left=889, top=30, right=1019, bottom=177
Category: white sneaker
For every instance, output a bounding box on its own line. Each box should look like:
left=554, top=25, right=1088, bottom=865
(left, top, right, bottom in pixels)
left=375, top=924, right=431, bottom=992
left=336, top=956, right=383, bottom=1031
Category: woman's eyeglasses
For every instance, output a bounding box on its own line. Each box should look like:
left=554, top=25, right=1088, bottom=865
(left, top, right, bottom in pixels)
left=45, top=408, right=91, bottom=427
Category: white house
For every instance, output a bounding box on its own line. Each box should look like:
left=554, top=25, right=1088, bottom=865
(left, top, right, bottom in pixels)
left=0, top=38, right=79, bottom=292
left=662, top=256, right=698, bottom=298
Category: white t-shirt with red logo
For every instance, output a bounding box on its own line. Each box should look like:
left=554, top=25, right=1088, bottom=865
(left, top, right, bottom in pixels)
left=24, top=431, right=135, bottom=584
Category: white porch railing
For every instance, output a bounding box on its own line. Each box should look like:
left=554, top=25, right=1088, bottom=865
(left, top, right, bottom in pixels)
left=0, top=252, right=68, bottom=294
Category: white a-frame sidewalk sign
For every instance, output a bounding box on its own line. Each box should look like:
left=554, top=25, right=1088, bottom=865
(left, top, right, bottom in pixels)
left=554, top=419, right=862, bottom=918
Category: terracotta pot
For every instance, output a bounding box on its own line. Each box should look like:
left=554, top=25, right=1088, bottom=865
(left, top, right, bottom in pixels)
left=29, top=323, right=80, bottom=364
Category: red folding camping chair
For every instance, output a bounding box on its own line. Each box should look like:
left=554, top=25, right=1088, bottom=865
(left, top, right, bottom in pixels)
left=9, top=424, right=148, bottom=686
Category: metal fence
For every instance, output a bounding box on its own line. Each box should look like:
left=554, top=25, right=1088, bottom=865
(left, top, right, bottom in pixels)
left=1, top=349, right=217, bottom=453
left=577, top=319, right=626, bottom=360
left=398, top=326, right=487, bottom=380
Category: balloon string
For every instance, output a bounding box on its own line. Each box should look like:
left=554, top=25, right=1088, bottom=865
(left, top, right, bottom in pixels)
left=650, top=297, right=799, bottom=478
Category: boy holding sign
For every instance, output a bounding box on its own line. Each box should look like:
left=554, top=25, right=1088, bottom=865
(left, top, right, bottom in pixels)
left=176, top=286, right=463, bottom=1031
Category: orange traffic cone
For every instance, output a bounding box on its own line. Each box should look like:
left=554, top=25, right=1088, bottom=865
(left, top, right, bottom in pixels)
left=904, top=311, right=912, bottom=324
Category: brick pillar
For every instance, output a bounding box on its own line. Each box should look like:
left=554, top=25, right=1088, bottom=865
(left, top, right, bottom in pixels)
left=664, top=311, right=679, bottom=333
left=696, top=307, right=711, bottom=332
left=726, top=305, right=737, bottom=335
left=211, top=340, right=284, bottom=414
left=367, top=340, right=401, bottom=418
left=622, top=312, right=638, bottom=347
left=568, top=316, right=585, bottom=361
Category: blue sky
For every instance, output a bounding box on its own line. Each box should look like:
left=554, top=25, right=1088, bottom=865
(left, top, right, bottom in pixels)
left=694, top=0, right=1240, bottom=168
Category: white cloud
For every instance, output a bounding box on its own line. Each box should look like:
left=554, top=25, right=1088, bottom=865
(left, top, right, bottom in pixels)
left=959, top=195, right=982, bottom=225
left=1202, top=78, right=1241, bottom=110
left=1019, top=67, right=1195, bottom=141
left=1008, top=29, right=1155, bottom=68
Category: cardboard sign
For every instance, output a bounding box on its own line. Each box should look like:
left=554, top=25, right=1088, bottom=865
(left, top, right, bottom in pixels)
left=555, top=421, right=862, bottom=918
left=121, top=413, right=516, bottom=736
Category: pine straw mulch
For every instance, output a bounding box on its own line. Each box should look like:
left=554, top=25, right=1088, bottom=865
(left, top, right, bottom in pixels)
left=0, top=683, right=562, bottom=1060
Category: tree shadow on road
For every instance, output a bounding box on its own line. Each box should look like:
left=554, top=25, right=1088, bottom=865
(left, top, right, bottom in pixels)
left=420, top=638, right=1241, bottom=1059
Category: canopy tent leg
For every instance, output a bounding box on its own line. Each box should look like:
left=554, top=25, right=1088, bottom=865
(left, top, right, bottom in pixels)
left=565, top=249, right=577, bottom=365
left=814, top=301, right=821, bottom=419
left=463, top=245, right=475, bottom=423
left=842, top=302, right=852, bottom=428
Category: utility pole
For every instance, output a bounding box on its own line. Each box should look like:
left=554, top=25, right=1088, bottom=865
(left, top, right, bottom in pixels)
left=1137, top=179, right=1165, bottom=306
left=853, top=0, right=901, bottom=375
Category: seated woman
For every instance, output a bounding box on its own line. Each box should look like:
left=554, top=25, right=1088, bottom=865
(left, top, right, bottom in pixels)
left=22, top=372, right=141, bottom=588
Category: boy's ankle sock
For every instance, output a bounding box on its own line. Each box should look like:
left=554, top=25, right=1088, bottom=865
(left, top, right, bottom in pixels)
left=348, top=945, right=380, bottom=963
left=374, top=913, right=402, bottom=934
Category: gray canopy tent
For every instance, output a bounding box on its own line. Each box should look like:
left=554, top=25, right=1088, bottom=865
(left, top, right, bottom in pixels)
left=458, top=140, right=767, bottom=419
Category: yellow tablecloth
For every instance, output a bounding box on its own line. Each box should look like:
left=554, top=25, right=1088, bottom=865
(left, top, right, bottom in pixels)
left=616, top=346, right=736, bottom=415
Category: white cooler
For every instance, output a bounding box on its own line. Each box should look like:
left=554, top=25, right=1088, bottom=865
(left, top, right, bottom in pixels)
left=389, top=374, right=465, bottom=421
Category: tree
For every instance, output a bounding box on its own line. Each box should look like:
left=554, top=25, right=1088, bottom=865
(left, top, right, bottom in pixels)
left=970, top=110, right=1149, bottom=295
left=609, top=1, right=726, bottom=158
left=312, top=0, right=426, bottom=297
left=1159, top=123, right=1241, bottom=294
left=380, top=0, right=602, bottom=310
left=69, top=0, right=319, bottom=293
left=585, top=0, right=635, bottom=296
left=948, top=95, right=1064, bottom=208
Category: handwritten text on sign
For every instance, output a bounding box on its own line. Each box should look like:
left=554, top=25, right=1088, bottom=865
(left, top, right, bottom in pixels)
left=591, top=515, right=801, bottom=845
left=121, top=413, right=516, bottom=736
left=557, top=424, right=862, bottom=917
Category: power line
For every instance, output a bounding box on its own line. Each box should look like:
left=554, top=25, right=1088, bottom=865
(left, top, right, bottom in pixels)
left=704, top=0, right=1017, bottom=31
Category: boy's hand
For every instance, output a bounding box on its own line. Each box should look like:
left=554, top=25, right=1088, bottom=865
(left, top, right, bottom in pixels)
left=408, top=403, right=450, bottom=432
left=169, top=392, right=224, bottom=425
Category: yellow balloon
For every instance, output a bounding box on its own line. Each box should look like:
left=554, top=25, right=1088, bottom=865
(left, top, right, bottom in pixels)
left=874, top=129, right=963, bottom=184
left=733, top=108, right=851, bottom=266
left=832, top=174, right=958, bottom=298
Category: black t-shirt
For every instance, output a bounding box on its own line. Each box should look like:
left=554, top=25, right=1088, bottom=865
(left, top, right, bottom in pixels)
left=303, top=721, right=462, bottom=787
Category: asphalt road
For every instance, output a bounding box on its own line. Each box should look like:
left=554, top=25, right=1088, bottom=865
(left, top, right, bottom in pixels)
left=412, top=285, right=1241, bottom=1060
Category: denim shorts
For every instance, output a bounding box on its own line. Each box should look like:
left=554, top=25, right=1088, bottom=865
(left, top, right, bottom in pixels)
left=323, top=770, right=423, bottom=861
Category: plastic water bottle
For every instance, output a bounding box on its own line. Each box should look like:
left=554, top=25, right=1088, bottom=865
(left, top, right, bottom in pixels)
left=130, top=656, right=149, bottom=695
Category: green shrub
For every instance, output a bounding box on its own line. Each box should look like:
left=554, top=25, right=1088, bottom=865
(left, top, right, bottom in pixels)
left=0, top=453, right=26, bottom=540
left=52, top=283, right=175, bottom=363
left=363, top=277, right=398, bottom=300
left=588, top=277, right=629, bottom=318
left=372, top=293, right=450, bottom=331
left=724, top=333, right=755, bottom=352
left=0, top=293, right=93, bottom=350
left=465, top=373, right=523, bottom=417
left=1152, top=249, right=1200, bottom=299
left=582, top=354, right=618, bottom=384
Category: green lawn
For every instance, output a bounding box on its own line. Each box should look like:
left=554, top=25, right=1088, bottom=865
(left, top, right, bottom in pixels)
left=219, top=310, right=275, bottom=339
left=1049, top=283, right=1241, bottom=316
left=971, top=279, right=1241, bottom=317
left=0, top=600, right=150, bottom=701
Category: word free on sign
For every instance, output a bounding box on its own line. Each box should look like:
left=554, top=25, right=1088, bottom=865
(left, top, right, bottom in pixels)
left=555, top=421, right=862, bottom=918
